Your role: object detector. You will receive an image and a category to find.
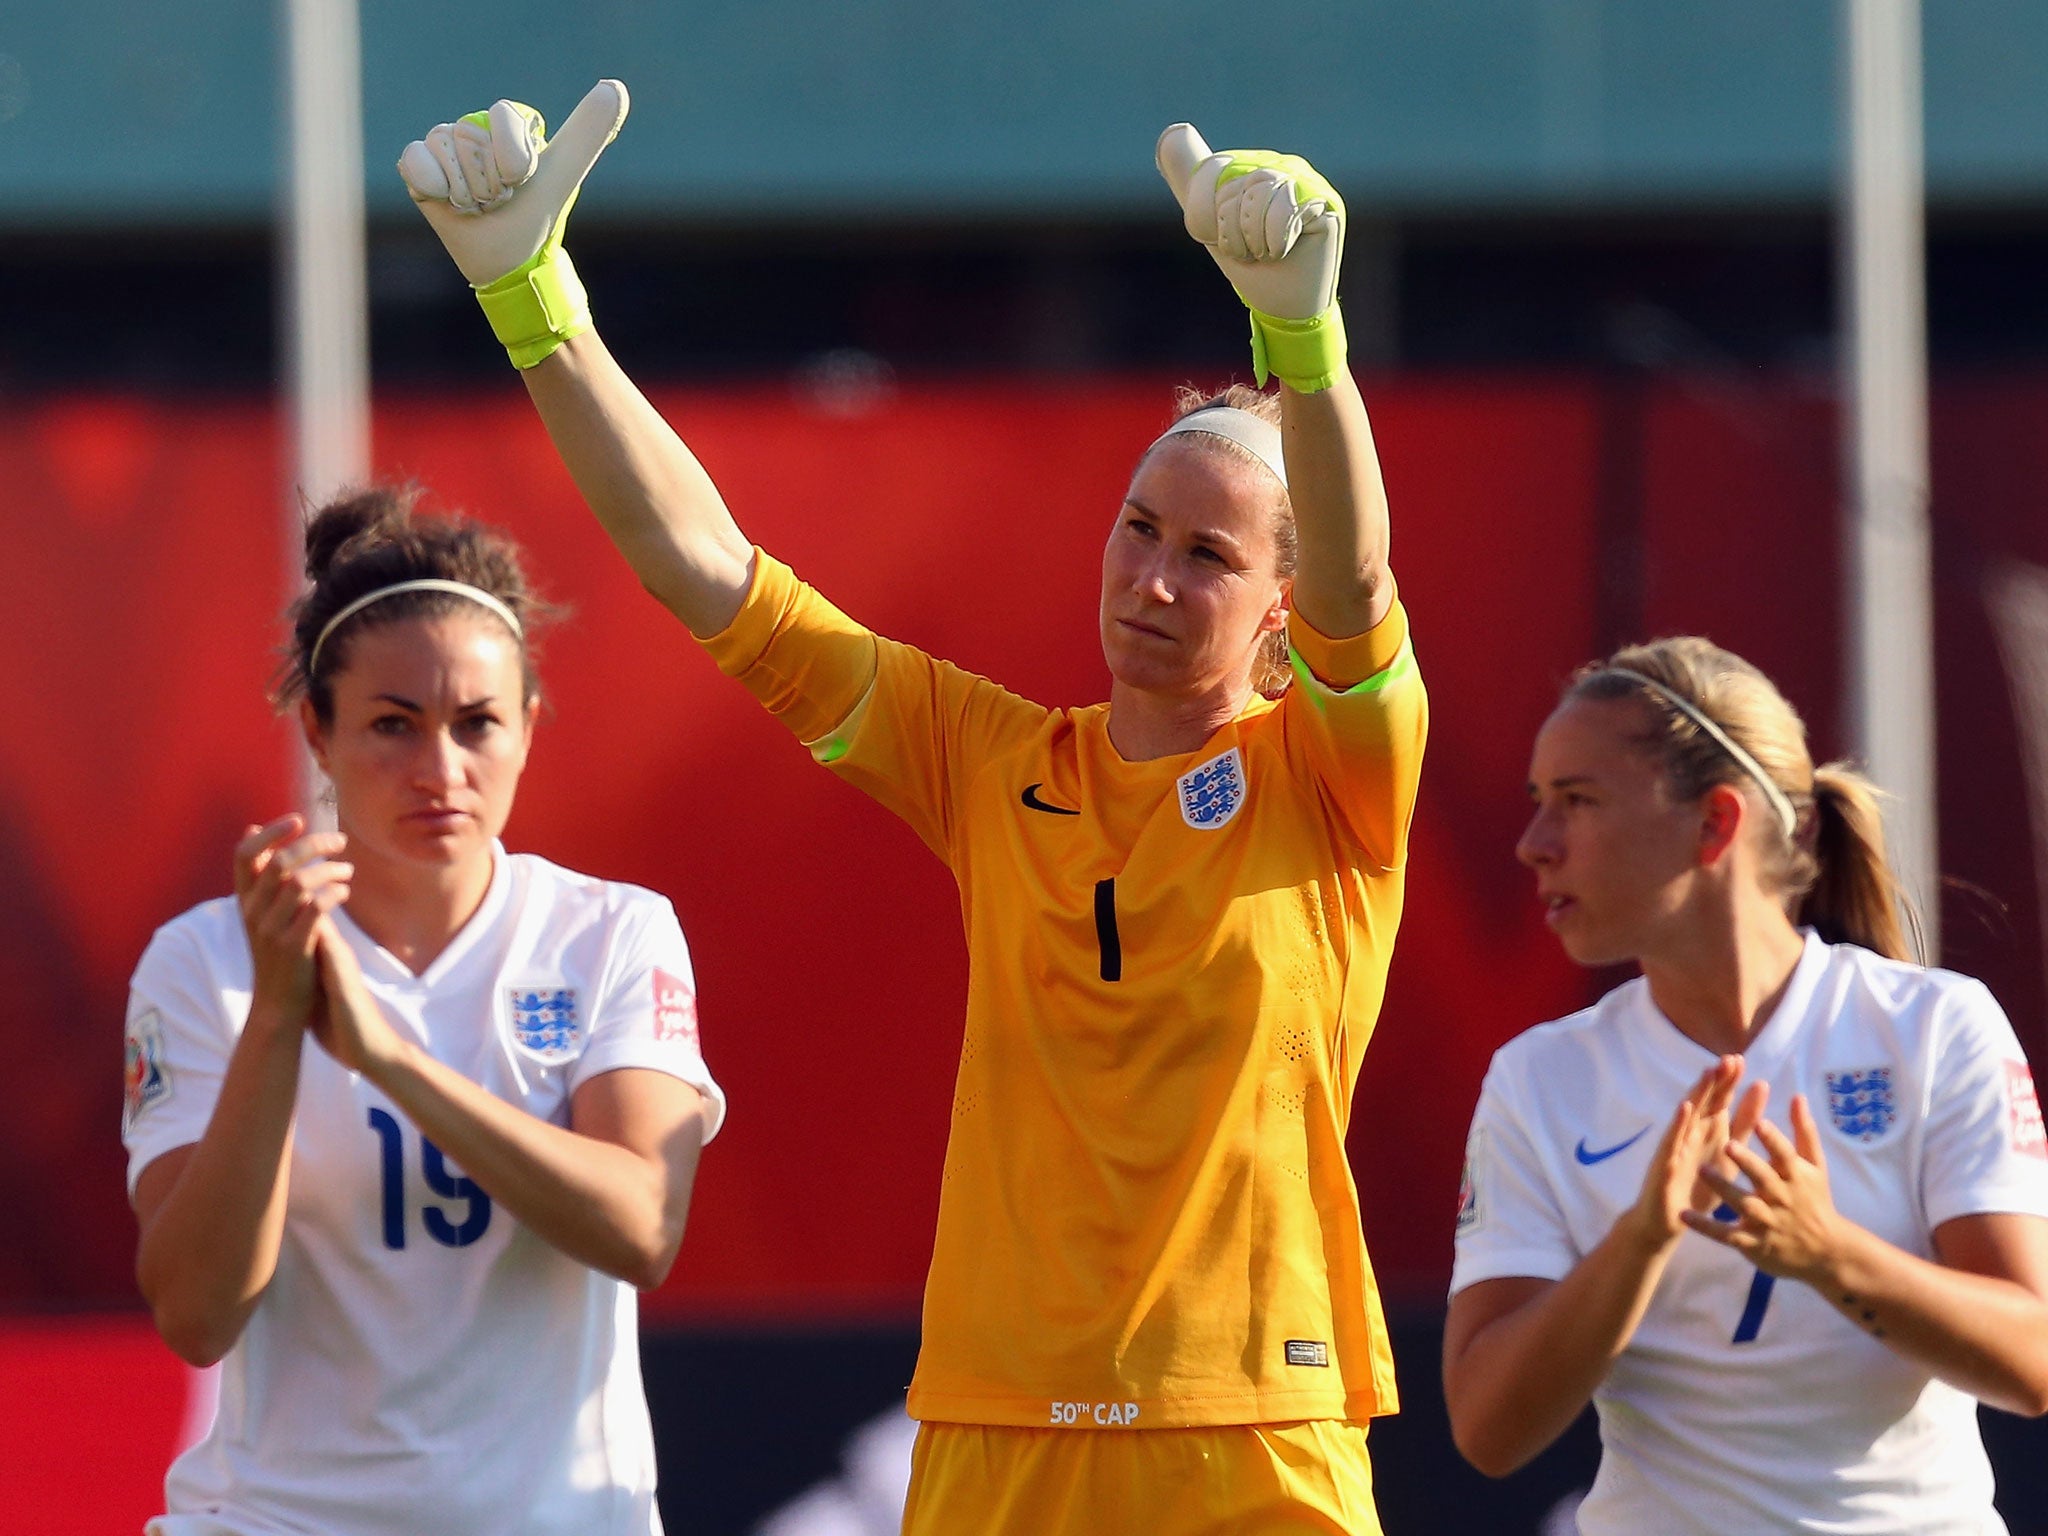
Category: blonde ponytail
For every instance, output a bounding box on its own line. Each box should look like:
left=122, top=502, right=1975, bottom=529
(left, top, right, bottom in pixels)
left=1802, top=763, right=1919, bottom=962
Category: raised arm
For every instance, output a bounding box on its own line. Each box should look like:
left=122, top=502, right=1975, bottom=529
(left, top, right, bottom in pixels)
left=522, top=332, right=755, bottom=636
left=1156, top=124, right=1391, bottom=638
left=1279, top=375, right=1391, bottom=637
left=399, top=83, right=754, bottom=636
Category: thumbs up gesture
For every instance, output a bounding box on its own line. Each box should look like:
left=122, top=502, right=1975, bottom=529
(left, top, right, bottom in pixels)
left=399, top=80, right=630, bottom=368
left=1156, top=123, right=1348, bottom=394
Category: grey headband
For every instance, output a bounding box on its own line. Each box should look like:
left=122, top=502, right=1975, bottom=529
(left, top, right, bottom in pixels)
left=1604, top=667, right=1798, bottom=838
left=1153, top=406, right=1288, bottom=488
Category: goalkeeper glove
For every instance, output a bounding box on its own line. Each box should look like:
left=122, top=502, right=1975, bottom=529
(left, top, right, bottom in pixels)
left=1156, top=123, right=1347, bottom=394
left=398, top=79, right=630, bottom=369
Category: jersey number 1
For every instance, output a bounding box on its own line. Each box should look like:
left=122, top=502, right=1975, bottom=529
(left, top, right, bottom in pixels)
left=1094, top=878, right=1122, bottom=982
left=367, top=1107, right=493, bottom=1250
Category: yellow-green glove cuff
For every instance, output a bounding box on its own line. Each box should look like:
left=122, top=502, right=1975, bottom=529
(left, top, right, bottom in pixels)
left=475, top=245, right=590, bottom=370
left=1249, top=304, right=1347, bottom=394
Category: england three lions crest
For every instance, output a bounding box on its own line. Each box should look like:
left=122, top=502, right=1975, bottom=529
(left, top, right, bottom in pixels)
left=1178, top=748, right=1247, bottom=831
left=1826, top=1066, right=1898, bottom=1143
left=508, top=986, right=582, bottom=1063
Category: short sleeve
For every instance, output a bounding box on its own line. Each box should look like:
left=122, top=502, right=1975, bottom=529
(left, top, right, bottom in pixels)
left=698, top=550, right=881, bottom=749
left=122, top=915, right=241, bottom=1197
left=698, top=549, right=1045, bottom=866
left=573, top=898, right=728, bottom=1144
left=825, top=640, right=1048, bottom=863
left=1278, top=595, right=1428, bottom=871
left=1920, top=980, right=2048, bottom=1229
left=1450, top=1058, right=1579, bottom=1295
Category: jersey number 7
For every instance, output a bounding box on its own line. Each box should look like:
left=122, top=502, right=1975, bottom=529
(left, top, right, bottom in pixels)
left=1731, top=1268, right=1776, bottom=1344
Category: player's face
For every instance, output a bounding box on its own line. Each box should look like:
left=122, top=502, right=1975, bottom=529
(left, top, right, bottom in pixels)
left=1517, top=697, right=1704, bottom=967
left=305, top=613, right=536, bottom=875
left=1099, top=441, right=1289, bottom=701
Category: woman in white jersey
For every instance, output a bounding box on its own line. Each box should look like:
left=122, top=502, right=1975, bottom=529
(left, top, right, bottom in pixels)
left=122, top=487, right=725, bottom=1536
left=1445, top=636, right=2048, bottom=1534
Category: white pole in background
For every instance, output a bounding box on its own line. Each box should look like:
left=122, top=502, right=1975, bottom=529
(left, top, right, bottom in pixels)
left=179, top=4, right=369, bottom=1431
left=279, top=0, right=370, bottom=817
left=1841, top=0, right=1938, bottom=960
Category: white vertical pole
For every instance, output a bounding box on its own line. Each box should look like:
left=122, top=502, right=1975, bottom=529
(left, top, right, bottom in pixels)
left=280, top=0, right=370, bottom=817
left=1841, top=0, right=1938, bottom=960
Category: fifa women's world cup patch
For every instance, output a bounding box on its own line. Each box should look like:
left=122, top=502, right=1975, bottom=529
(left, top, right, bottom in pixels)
left=1825, top=1066, right=1898, bottom=1142
left=1454, top=1126, right=1486, bottom=1233
left=1456, top=1152, right=1481, bottom=1233
left=2007, top=1060, right=2047, bottom=1158
left=1177, top=747, right=1247, bottom=830
left=122, top=1008, right=172, bottom=1132
left=507, top=986, right=582, bottom=1063
left=653, top=968, right=698, bottom=1048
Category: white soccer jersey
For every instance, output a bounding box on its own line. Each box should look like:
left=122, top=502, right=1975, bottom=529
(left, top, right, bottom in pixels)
left=1452, top=932, right=2048, bottom=1536
left=122, top=847, right=726, bottom=1536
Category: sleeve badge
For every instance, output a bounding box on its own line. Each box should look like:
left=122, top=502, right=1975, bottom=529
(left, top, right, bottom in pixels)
left=2007, top=1060, right=2046, bottom=1158
left=122, top=1008, right=172, bottom=1133
left=653, top=968, right=699, bottom=1049
left=1455, top=1127, right=1484, bottom=1234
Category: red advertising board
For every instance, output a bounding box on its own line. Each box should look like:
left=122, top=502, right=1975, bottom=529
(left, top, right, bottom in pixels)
left=5, top=373, right=2045, bottom=1324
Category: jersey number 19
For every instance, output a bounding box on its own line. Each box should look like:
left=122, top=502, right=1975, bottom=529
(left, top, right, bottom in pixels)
left=367, top=1107, right=493, bottom=1249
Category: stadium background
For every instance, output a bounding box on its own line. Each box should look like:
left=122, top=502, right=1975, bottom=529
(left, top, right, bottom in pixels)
left=5, top=3, right=2048, bottom=1529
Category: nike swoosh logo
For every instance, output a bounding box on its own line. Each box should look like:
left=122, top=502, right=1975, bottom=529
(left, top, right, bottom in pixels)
left=1574, top=1126, right=1651, bottom=1165
left=1021, top=783, right=1080, bottom=816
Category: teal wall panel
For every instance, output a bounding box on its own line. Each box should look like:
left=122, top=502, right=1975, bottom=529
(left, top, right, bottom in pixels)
left=0, top=1, right=2043, bottom=224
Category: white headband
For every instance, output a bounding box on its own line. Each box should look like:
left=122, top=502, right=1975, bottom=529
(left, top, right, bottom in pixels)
left=1153, top=406, right=1288, bottom=488
left=308, top=579, right=524, bottom=676
left=1603, top=667, right=1799, bottom=838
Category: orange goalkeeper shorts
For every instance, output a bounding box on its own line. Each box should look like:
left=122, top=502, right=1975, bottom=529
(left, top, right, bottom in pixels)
left=900, top=1418, right=1381, bottom=1535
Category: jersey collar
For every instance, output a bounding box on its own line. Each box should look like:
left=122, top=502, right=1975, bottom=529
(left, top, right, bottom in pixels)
left=1630, top=928, right=1830, bottom=1073
left=333, top=841, right=513, bottom=990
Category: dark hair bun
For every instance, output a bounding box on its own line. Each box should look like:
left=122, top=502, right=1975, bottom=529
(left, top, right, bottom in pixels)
left=302, top=485, right=422, bottom=583
left=276, top=482, right=558, bottom=721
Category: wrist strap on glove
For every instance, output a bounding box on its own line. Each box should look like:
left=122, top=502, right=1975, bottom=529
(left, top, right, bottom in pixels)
left=475, top=244, right=589, bottom=370
left=1249, top=304, right=1346, bottom=394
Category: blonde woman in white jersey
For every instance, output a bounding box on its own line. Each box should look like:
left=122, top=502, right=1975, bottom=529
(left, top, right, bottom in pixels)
left=122, top=487, right=725, bottom=1536
left=1446, top=637, right=2048, bottom=1534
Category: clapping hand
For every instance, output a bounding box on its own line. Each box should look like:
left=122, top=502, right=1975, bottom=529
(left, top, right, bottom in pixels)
left=1684, top=1094, right=1844, bottom=1283
left=1625, top=1056, right=1770, bottom=1250
left=233, top=816, right=352, bottom=1029
left=310, top=922, right=407, bottom=1080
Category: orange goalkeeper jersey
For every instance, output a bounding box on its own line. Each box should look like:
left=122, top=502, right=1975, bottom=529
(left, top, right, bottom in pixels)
left=703, top=552, right=1427, bottom=1427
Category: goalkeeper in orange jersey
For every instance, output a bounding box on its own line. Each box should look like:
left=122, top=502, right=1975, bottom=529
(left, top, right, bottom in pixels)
left=402, top=82, right=1425, bottom=1534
